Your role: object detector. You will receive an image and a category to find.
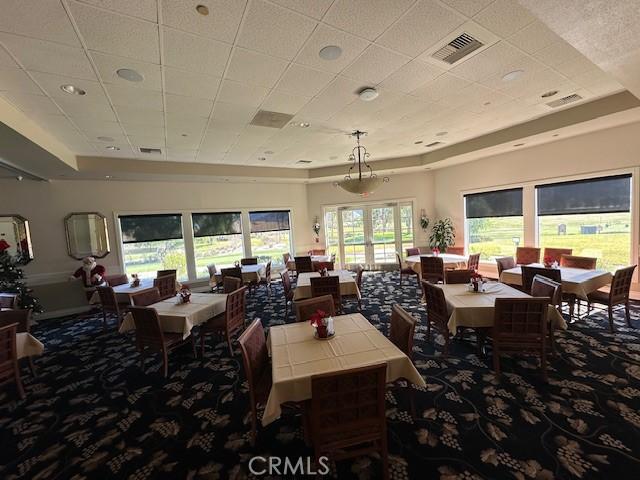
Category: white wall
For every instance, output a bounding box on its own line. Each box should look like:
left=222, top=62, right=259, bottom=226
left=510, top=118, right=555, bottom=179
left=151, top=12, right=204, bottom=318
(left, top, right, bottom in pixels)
left=0, top=179, right=312, bottom=282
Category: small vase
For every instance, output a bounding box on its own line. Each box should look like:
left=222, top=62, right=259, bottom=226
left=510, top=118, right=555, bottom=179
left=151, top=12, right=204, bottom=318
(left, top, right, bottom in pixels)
left=316, top=325, right=328, bottom=338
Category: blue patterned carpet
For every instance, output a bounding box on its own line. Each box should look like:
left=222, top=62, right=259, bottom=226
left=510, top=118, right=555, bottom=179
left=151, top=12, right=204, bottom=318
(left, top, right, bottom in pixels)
left=1, top=271, right=639, bottom=479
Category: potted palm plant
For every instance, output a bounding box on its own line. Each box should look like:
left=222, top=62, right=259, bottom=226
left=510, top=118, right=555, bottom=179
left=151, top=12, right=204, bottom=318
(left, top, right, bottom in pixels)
left=429, top=218, right=456, bottom=252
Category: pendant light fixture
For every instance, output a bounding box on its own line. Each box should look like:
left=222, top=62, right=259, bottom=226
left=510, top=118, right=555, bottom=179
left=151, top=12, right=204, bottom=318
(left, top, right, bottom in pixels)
left=335, top=130, right=389, bottom=196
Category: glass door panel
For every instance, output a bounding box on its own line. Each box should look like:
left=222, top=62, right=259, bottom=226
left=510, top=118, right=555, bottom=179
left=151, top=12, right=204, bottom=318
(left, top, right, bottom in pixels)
left=371, top=206, right=396, bottom=265
left=341, top=208, right=366, bottom=265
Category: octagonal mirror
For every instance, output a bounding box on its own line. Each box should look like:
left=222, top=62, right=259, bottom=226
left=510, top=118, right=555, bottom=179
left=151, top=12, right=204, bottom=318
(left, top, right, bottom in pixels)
left=0, top=215, right=34, bottom=264
left=64, top=212, right=110, bottom=260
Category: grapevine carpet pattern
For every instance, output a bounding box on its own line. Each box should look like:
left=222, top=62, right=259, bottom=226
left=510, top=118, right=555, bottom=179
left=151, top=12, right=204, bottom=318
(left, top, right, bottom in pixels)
left=1, top=272, right=639, bottom=479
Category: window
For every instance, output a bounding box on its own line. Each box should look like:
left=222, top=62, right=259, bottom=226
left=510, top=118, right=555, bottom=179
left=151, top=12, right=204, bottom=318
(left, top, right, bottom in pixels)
left=324, top=208, right=340, bottom=265
left=400, top=204, right=414, bottom=254
left=192, top=212, right=243, bottom=277
left=465, top=188, right=524, bottom=260
left=249, top=210, right=292, bottom=266
left=537, top=174, right=631, bottom=271
left=119, top=214, right=187, bottom=279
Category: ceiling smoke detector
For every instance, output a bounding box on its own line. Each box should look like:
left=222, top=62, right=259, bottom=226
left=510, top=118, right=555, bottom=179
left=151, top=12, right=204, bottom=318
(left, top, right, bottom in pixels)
left=319, top=45, right=342, bottom=60
left=117, top=68, right=144, bottom=82
left=358, top=87, right=379, bottom=101
left=61, top=84, right=86, bottom=95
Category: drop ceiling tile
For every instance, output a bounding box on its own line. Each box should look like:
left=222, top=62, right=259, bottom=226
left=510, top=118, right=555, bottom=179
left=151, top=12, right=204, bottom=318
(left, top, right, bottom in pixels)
left=0, top=0, right=80, bottom=47
left=379, top=59, right=444, bottom=93
left=121, top=123, right=164, bottom=138
left=473, top=0, right=536, bottom=38
left=508, top=20, right=561, bottom=55
left=554, top=56, right=602, bottom=79
left=261, top=90, right=310, bottom=114
left=164, top=67, right=220, bottom=99
left=493, top=67, right=573, bottom=99
left=477, top=54, right=546, bottom=90
left=210, top=101, right=256, bottom=127
left=61, top=103, right=117, bottom=121
left=0, top=68, right=42, bottom=94
left=165, top=113, right=208, bottom=136
left=441, top=0, right=493, bottom=17
left=165, top=148, right=198, bottom=162
left=128, top=135, right=166, bottom=148
left=163, top=28, right=231, bottom=77
left=105, top=83, right=163, bottom=110
left=323, top=0, right=414, bottom=41
left=0, top=91, right=61, bottom=114
left=411, top=73, right=471, bottom=101
left=236, top=0, right=317, bottom=60
left=166, top=134, right=201, bottom=149
left=165, top=93, right=213, bottom=117
left=438, top=82, right=512, bottom=113
left=116, top=107, right=164, bottom=126
left=295, top=25, right=368, bottom=74
left=269, top=0, right=333, bottom=19
left=449, top=41, right=526, bottom=82
left=294, top=76, right=360, bottom=120
left=68, top=1, right=160, bottom=63
left=225, top=48, right=289, bottom=89
left=90, top=142, right=135, bottom=156
left=77, top=120, right=125, bottom=137
left=377, top=0, right=466, bottom=57
left=0, top=33, right=95, bottom=81
left=276, top=64, right=335, bottom=97
left=92, top=52, right=162, bottom=90
left=78, top=0, right=158, bottom=21
left=217, top=80, right=269, bottom=107
left=341, top=45, right=410, bottom=85
left=161, top=0, right=245, bottom=43
left=29, top=71, right=101, bottom=99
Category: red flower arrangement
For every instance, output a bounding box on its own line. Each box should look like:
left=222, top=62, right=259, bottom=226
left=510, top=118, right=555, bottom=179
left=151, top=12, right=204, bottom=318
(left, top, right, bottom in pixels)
left=0, top=239, right=10, bottom=253
left=309, top=309, right=329, bottom=338
left=432, top=247, right=440, bottom=256
left=470, top=270, right=483, bottom=292
left=543, top=255, right=553, bottom=268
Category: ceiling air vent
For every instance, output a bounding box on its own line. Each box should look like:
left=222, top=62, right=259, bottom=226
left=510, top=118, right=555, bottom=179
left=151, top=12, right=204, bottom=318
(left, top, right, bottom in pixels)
left=432, top=33, right=484, bottom=65
left=139, top=147, right=162, bottom=154
left=425, top=141, right=444, bottom=147
left=250, top=110, right=295, bottom=128
left=545, top=94, right=583, bottom=108
left=296, top=159, right=312, bottom=164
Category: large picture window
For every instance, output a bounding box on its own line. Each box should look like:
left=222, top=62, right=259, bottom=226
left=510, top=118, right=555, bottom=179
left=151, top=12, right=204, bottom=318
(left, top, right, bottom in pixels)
left=537, top=174, right=631, bottom=271
left=400, top=203, right=414, bottom=254
left=119, top=214, right=187, bottom=279
left=465, top=188, right=524, bottom=260
left=249, top=210, right=292, bottom=266
left=192, top=212, right=243, bottom=277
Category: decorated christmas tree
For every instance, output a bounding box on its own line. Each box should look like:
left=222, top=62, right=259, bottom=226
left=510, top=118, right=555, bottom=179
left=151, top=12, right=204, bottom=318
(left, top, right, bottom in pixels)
left=0, top=239, right=43, bottom=313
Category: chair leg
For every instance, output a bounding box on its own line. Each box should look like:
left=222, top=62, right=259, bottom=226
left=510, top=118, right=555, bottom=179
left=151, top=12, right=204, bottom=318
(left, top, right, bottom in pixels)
left=249, top=406, right=258, bottom=447
left=380, top=434, right=390, bottom=480
left=493, top=346, right=501, bottom=376
left=27, top=356, right=37, bottom=377
left=14, top=367, right=25, bottom=399
left=540, top=347, right=547, bottom=382
left=625, top=301, right=632, bottom=327
left=442, top=330, right=450, bottom=358
left=162, top=350, right=169, bottom=378
left=608, top=305, right=615, bottom=333
left=191, top=335, right=197, bottom=358
left=399, top=272, right=403, bottom=287
left=200, top=334, right=206, bottom=358
left=226, top=333, right=234, bottom=356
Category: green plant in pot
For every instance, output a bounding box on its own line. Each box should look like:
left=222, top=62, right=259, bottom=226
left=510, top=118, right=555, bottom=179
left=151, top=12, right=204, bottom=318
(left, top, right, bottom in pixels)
left=429, top=218, right=455, bottom=252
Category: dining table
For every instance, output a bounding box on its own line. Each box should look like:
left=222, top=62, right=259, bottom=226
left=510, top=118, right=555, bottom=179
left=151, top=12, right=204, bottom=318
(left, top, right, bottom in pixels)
left=214, top=264, right=265, bottom=284
left=293, top=270, right=359, bottom=300
left=405, top=253, right=468, bottom=275
left=16, top=332, right=44, bottom=360
left=119, top=292, right=227, bottom=339
left=89, top=278, right=156, bottom=305
left=262, top=313, right=425, bottom=426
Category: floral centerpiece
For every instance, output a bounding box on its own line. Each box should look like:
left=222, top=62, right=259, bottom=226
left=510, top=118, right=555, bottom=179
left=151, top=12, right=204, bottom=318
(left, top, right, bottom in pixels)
left=309, top=309, right=334, bottom=339
left=131, top=273, right=140, bottom=288
left=432, top=246, right=440, bottom=256
left=470, top=271, right=483, bottom=292
left=179, top=285, right=191, bottom=304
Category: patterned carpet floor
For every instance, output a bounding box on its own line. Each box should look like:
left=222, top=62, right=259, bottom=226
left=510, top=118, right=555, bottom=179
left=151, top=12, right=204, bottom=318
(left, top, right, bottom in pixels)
left=1, top=271, right=640, bottom=480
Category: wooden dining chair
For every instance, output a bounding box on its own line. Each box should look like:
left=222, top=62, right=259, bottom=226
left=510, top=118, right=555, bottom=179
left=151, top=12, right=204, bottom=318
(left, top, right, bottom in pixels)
left=492, top=298, right=549, bottom=380
left=310, top=275, right=342, bottom=313
left=157, top=269, right=177, bottom=278
left=294, top=256, right=313, bottom=274
left=444, top=269, right=474, bottom=285
left=396, top=253, right=419, bottom=287
left=446, top=246, right=465, bottom=255
left=104, top=274, right=128, bottom=287
left=422, top=280, right=451, bottom=357
left=0, top=293, right=18, bottom=310
left=496, top=256, right=516, bottom=277
left=207, top=264, right=222, bottom=292
left=307, top=363, right=389, bottom=480
left=0, top=322, right=24, bottom=399
left=521, top=266, right=561, bottom=294
left=421, top=256, right=445, bottom=284
left=467, top=253, right=480, bottom=271
left=238, top=318, right=271, bottom=445
left=153, top=274, right=177, bottom=301
left=560, top=255, right=597, bottom=269
left=200, top=286, right=247, bottom=356
left=515, top=247, right=541, bottom=265
left=255, top=261, right=272, bottom=296
left=131, top=287, right=161, bottom=307
left=221, top=266, right=242, bottom=282
left=389, top=304, right=416, bottom=358
left=0, top=309, right=36, bottom=376
left=587, top=265, right=637, bottom=332
left=223, top=276, right=242, bottom=293
left=531, top=275, right=562, bottom=356
left=280, top=270, right=295, bottom=320
left=240, top=257, right=258, bottom=266
left=129, top=306, right=196, bottom=378
left=293, top=295, right=336, bottom=323
left=543, top=248, right=572, bottom=265
left=405, top=247, right=420, bottom=257
left=96, top=285, right=126, bottom=329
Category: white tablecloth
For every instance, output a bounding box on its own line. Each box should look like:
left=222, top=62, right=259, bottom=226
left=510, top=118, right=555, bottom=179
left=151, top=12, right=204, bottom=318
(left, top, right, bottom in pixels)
left=406, top=254, right=468, bottom=275
left=499, top=264, right=612, bottom=300
left=214, top=264, right=265, bottom=283
left=293, top=270, right=360, bottom=300
left=263, top=313, right=425, bottom=425
left=17, top=332, right=44, bottom=360
left=119, top=293, right=227, bottom=339
left=440, top=282, right=568, bottom=334
left=286, top=255, right=332, bottom=271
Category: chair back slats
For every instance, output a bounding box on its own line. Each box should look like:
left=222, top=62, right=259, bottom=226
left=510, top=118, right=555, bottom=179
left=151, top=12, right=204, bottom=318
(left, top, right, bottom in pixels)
left=516, top=247, right=541, bottom=265
left=0, top=293, right=18, bottom=310
left=609, top=265, right=637, bottom=304
left=496, top=256, right=516, bottom=276
left=153, top=274, right=177, bottom=300
left=281, top=270, right=293, bottom=301
left=295, top=256, right=313, bottom=274
left=446, top=246, right=464, bottom=255
left=310, top=276, right=341, bottom=310
left=405, top=247, right=420, bottom=257
left=560, top=255, right=597, bottom=269
left=131, top=288, right=161, bottom=307
left=225, top=286, right=247, bottom=336
left=310, top=363, right=387, bottom=451
left=420, top=256, right=444, bottom=283
left=105, top=274, right=128, bottom=287
left=494, top=298, right=549, bottom=340
left=129, top=306, right=166, bottom=352
left=0, top=323, right=19, bottom=389
left=221, top=267, right=242, bottom=280
left=521, top=266, right=561, bottom=294
left=241, top=257, right=258, bottom=265
left=157, top=269, right=177, bottom=278
left=467, top=253, right=480, bottom=271
left=0, top=309, right=32, bottom=332
left=543, top=248, right=572, bottom=264
left=96, top=286, right=119, bottom=312
left=238, top=319, right=269, bottom=407
left=422, top=281, right=449, bottom=327
left=223, top=276, right=242, bottom=293
left=294, top=295, right=335, bottom=323
left=444, top=269, right=473, bottom=285
left=531, top=275, right=562, bottom=308
left=389, top=305, right=416, bottom=358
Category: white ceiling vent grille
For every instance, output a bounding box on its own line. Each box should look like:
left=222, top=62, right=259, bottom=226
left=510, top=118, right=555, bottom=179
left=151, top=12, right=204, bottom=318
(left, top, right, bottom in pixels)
left=250, top=110, right=294, bottom=128
left=545, top=94, right=583, bottom=108
left=432, top=33, right=484, bottom=64
left=425, top=141, right=444, bottom=147
left=139, top=147, right=162, bottom=154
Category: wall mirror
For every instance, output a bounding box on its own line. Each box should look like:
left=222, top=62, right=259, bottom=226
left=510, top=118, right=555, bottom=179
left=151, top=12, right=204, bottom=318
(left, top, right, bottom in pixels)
left=64, top=212, right=110, bottom=260
left=0, top=215, right=34, bottom=264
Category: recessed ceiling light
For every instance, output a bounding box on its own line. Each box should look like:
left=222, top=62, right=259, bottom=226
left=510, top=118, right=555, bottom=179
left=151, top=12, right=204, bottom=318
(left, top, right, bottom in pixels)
left=414, top=140, right=423, bottom=144
left=181, top=133, right=188, bottom=137
left=502, top=70, right=524, bottom=82
left=60, top=84, right=86, bottom=95
left=258, top=156, right=266, bottom=161
left=105, top=175, right=112, bottom=179
left=513, top=143, right=525, bottom=147
left=116, top=68, right=144, bottom=82
left=319, top=45, right=342, bottom=61
left=541, top=90, right=559, bottom=98
left=293, top=122, right=309, bottom=128
left=435, top=131, right=448, bottom=137
left=97, top=136, right=114, bottom=142
left=196, top=4, right=209, bottom=15
left=358, top=87, right=379, bottom=101
left=105, top=145, right=120, bottom=151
